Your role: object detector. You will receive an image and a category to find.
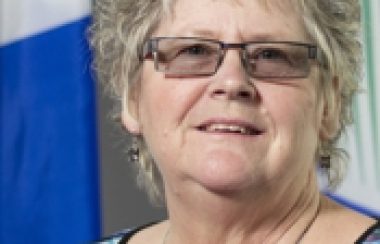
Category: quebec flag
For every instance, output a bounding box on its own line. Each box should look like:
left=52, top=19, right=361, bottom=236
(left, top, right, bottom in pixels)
left=0, top=1, right=101, bottom=244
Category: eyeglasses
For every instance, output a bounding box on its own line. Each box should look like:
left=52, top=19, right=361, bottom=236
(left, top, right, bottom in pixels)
left=142, top=37, right=318, bottom=79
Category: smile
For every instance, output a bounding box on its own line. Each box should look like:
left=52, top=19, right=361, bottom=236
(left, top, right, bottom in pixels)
left=196, top=121, right=264, bottom=136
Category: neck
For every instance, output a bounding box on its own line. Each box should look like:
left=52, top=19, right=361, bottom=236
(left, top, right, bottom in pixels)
left=163, top=171, right=321, bottom=244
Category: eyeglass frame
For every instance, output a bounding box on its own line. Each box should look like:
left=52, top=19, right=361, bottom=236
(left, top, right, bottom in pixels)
left=141, top=36, right=319, bottom=79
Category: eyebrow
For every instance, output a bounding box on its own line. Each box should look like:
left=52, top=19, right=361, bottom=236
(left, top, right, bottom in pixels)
left=168, top=27, right=286, bottom=42
left=167, top=27, right=219, bottom=39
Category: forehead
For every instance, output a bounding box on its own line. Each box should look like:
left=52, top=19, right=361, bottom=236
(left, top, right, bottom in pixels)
left=155, top=0, right=307, bottom=42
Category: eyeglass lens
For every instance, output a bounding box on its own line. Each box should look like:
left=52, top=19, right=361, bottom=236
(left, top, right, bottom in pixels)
left=149, top=38, right=315, bottom=78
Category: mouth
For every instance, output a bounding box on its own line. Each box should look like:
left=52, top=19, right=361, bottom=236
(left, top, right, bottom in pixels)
left=196, top=121, right=264, bottom=136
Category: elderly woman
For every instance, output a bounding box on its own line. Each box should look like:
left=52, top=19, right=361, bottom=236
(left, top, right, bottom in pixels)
left=92, top=0, right=380, bottom=243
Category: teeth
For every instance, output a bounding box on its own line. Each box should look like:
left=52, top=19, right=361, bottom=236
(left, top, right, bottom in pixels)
left=205, top=124, right=249, bottom=134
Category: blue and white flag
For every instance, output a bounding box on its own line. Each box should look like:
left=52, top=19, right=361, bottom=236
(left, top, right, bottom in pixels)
left=0, top=1, right=101, bottom=243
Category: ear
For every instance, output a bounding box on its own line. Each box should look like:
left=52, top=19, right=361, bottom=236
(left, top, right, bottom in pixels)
left=121, top=86, right=141, bottom=135
left=319, top=76, right=341, bottom=140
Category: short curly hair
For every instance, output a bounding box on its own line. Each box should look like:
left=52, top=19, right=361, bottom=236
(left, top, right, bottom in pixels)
left=90, top=0, right=362, bottom=203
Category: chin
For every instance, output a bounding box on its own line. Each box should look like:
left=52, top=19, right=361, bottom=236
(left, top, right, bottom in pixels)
left=197, top=177, right=254, bottom=196
left=190, top=153, right=258, bottom=195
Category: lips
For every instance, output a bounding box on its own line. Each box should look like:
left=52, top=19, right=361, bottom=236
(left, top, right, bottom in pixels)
left=196, top=120, right=264, bottom=136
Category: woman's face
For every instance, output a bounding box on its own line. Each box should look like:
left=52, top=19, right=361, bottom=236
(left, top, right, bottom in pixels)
left=126, top=0, right=327, bottom=195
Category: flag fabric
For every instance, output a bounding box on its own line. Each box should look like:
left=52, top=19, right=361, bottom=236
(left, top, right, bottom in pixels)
left=0, top=1, right=101, bottom=244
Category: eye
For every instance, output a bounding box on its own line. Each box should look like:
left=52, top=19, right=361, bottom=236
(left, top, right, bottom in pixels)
left=178, top=44, right=215, bottom=57
left=254, top=48, right=288, bottom=61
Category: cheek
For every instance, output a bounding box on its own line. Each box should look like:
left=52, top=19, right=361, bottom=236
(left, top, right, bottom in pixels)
left=139, top=79, right=206, bottom=133
left=138, top=62, right=211, bottom=131
left=276, top=93, right=318, bottom=129
left=137, top=69, right=209, bottom=164
left=262, top=80, right=321, bottom=130
left=260, top=84, right=321, bottom=166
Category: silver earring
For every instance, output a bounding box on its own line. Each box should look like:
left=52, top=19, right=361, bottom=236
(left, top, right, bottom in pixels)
left=128, top=140, right=140, bottom=163
left=319, top=155, right=331, bottom=170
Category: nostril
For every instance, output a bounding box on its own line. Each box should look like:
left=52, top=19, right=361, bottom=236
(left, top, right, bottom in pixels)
left=212, top=88, right=253, bottom=99
left=238, top=90, right=251, bottom=98
left=214, top=89, right=225, bottom=95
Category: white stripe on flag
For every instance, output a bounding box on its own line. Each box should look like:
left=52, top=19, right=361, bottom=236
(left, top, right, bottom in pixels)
left=0, top=0, right=91, bottom=46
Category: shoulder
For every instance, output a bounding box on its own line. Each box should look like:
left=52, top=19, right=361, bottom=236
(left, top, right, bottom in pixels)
left=315, top=197, right=379, bottom=243
left=355, top=219, right=380, bottom=243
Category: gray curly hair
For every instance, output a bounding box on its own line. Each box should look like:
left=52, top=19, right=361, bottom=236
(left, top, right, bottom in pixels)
left=90, top=0, right=362, bottom=203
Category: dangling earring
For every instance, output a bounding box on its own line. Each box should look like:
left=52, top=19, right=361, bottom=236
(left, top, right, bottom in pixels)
left=319, top=154, right=334, bottom=188
left=128, top=137, right=140, bottom=163
left=319, top=155, right=331, bottom=170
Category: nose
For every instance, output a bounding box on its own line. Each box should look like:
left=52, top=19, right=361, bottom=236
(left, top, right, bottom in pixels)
left=208, top=50, right=256, bottom=101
